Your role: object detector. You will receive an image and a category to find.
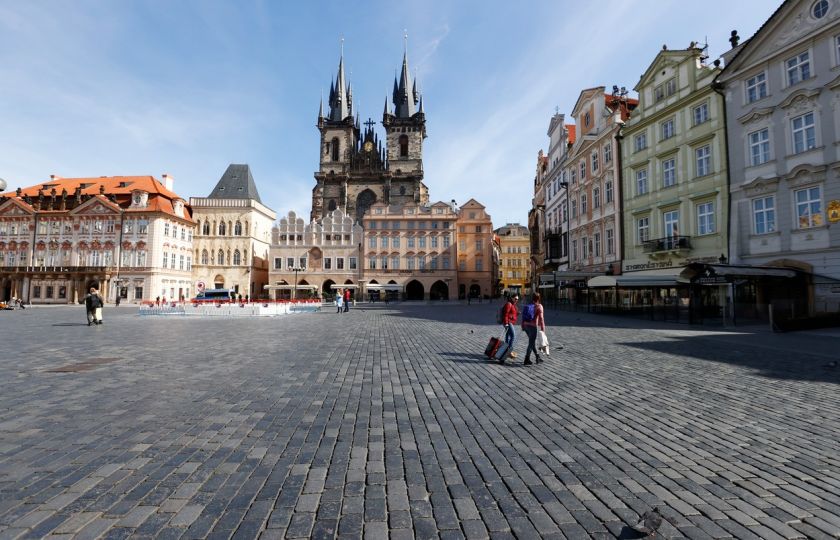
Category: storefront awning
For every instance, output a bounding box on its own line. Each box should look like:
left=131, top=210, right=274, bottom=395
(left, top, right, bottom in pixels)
left=680, top=263, right=798, bottom=282
left=329, top=284, right=358, bottom=289
left=589, top=274, right=685, bottom=288
left=264, top=284, right=319, bottom=290
left=366, top=284, right=403, bottom=290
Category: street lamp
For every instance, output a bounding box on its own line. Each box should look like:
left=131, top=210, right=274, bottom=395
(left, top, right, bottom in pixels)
left=291, top=266, right=303, bottom=300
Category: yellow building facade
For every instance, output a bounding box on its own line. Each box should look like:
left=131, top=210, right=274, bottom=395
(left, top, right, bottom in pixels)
left=495, top=223, right=531, bottom=296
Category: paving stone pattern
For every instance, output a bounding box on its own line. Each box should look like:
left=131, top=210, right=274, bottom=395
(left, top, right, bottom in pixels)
left=0, top=304, right=839, bottom=539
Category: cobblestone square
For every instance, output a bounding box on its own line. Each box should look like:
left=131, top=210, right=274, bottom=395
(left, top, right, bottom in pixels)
left=1, top=304, right=839, bottom=539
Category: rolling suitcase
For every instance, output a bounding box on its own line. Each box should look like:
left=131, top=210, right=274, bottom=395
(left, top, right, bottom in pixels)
left=485, top=337, right=501, bottom=359
left=494, top=340, right=510, bottom=361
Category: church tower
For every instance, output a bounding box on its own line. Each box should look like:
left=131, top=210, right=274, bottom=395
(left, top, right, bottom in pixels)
left=312, top=45, right=429, bottom=223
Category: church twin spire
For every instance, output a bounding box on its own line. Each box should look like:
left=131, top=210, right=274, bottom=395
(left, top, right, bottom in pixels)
left=319, top=39, right=422, bottom=124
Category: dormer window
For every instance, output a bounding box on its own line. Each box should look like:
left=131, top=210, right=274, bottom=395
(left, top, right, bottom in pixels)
left=131, top=191, right=148, bottom=208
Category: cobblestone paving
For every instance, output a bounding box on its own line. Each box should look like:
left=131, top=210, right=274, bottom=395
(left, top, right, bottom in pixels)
left=0, top=303, right=838, bottom=539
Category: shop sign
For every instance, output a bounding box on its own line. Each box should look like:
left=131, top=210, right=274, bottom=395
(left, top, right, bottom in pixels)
left=623, top=259, right=679, bottom=272
left=694, top=268, right=728, bottom=284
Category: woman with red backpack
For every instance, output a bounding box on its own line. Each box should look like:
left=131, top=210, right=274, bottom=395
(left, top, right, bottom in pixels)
left=521, top=292, right=546, bottom=365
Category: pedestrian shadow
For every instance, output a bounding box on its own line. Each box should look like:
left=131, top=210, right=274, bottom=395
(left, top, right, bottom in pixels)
left=51, top=323, right=89, bottom=327
left=616, top=526, right=648, bottom=539
left=436, top=352, right=493, bottom=364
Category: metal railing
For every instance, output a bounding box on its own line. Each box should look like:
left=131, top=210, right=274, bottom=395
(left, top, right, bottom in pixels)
left=642, top=235, right=692, bottom=253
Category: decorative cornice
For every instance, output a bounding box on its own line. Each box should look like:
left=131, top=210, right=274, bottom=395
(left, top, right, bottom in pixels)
left=738, top=107, right=775, bottom=125
left=779, top=87, right=822, bottom=109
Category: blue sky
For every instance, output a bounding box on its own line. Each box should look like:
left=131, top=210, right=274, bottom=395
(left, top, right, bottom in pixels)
left=1, top=1, right=772, bottom=226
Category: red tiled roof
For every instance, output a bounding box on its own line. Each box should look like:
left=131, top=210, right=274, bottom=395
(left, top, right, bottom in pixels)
left=566, top=125, right=576, bottom=144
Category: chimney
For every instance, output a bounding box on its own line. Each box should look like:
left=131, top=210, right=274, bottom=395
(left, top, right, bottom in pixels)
left=161, top=173, right=174, bottom=192
left=50, top=174, right=60, bottom=181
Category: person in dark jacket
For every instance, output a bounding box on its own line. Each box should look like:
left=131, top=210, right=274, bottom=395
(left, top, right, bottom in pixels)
left=84, top=287, right=104, bottom=326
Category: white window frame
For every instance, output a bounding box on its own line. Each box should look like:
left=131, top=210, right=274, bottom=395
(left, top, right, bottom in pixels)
left=662, top=157, right=676, bottom=188
left=795, top=186, right=823, bottom=229
left=786, top=51, right=811, bottom=86
left=634, top=132, right=647, bottom=152
left=693, top=102, right=709, bottom=125
left=695, top=145, right=711, bottom=177
left=664, top=210, right=680, bottom=237
left=745, top=72, right=768, bottom=103
left=606, top=228, right=614, bottom=255
left=580, top=193, right=587, bottom=215
left=748, top=128, right=770, bottom=166
left=752, top=196, right=776, bottom=235
left=661, top=118, right=675, bottom=140
left=604, top=142, right=612, bottom=163
left=593, top=187, right=601, bottom=209
left=791, top=112, right=816, bottom=154
left=636, top=169, right=648, bottom=195
left=605, top=181, right=613, bottom=203
left=637, top=217, right=650, bottom=244
left=591, top=151, right=599, bottom=173
left=594, top=232, right=601, bottom=257
left=696, top=201, right=715, bottom=235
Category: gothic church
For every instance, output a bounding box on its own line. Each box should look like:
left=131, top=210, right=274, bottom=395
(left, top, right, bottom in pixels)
left=311, top=48, right=429, bottom=223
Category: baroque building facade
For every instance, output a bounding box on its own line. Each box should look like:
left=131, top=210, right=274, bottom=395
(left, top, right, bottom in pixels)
left=495, top=223, right=531, bottom=296
left=0, top=175, right=194, bottom=304
left=718, top=0, right=840, bottom=315
left=190, top=164, right=275, bottom=299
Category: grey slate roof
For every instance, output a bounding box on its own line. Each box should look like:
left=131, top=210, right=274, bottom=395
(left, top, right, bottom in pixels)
left=208, top=164, right=262, bottom=203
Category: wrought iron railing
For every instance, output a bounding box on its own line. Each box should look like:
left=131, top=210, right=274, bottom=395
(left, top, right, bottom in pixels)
left=642, top=235, right=692, bottom=253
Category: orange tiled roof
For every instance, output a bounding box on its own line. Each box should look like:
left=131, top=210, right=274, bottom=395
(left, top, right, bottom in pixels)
left=566, top=125, right=576, bottom=144
left=1, top=175, right=193, bottom=222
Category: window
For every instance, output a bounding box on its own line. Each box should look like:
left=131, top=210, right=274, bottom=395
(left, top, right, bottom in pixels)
left=813, top=0, right=829, bottom=18
left=286, top=257, right=294, bottom=269
left=299, top=257, right=307, bottom=269
left=349, top=257, right=357, bottom=270
left=475, top=225, right=482, bottom=233
left=634, top=132, right=647, bottom=152
left=163, top=252, right=168, bottom=268
left=273, top=257, right=281, bottom=269
left=392, top=221, right=400, bottom=229
left=475, top=239, right=482, bottom=251
left=654, top=78, right=676, bottom=102
left=331, top=137, right=340, bottom=161
left=786, top=51, right=811, bottom=86
left=381, top=256, right=388, bottom=270
left=202, top=250, right=209, bottom=265
left=369, top=220, right=377, bottom=229
left=572, top=240, right=578, bottom=261
left=664, top=210, right=680, bottom=237
left=324, top=258, right=332, bottom=270
left=636, top=169, right=648, bottom=195
left=605, top=181, right=613, bottom=203
left=661, top=118, right=675, bottom=140
left=369, top=257, right=377, bottom=269
left=164, top=223, right=170, bottom=236
left=570, top=168, right=577, bottom=184
left=380, top=237, right=388, bottom=248
left=591, top=151, right=599, bottom=173
left=792, top=112, right=816, bottom=153
left=172, top=225, right=178, bottom=239
left=594, top=232, right=601, bottom=257
left=418, top=256, right=426, bottom=270
left=475, top=259, right=483, bottom=271
left=606, top=229, right=614, bottom=255
left=579, top=161, right=586, bottom=180
left=662, top=158, right=676, bottom=188
left=749, top=129, right=770, bottom=166
left=753, top=196, right=776, bottom=234
left=399, top=135, right=409, bottom=157
left=218, top=222, right=226, bottom=235
left=442, top=256, right=450, bottom=269
left=419, top=237, right=426, bottom=248
left=593, top=187, right=601, bottom=209
left=571, top=200, right=578, bottom=219
left=334, top=257, right=343, bottom=270
left=138, top=220, right=148, bottom=235
left=179, top=254, right=185, bottom=270
left=392, top=237, right=400, bottom=248
left=202, top=221, right=210, bottom=235
left=443, top=235, right=450, bottom=248
left=234, top=222, right=242, bottom=236
left=795, top=186, right=823, bottom=229
left=137, top=251, right=146, bottom=267
left=693, top=103, right=709, bottom=125
left=746, top=72, right=767, bottom=103
left=695, top=145, right=711, bottom=177
left=458, top=239, right=465, bottom=251
left=171, top=252, right=176, bottom=269
left=369, top=237, right=376, bottom=248
left=431, top=236, right=438, bottom=248
left=604, top=143, right=612, bottom=163
left=697, top=202, right=715, bottom=235
left=409, top=257, right=417, bottom=270
left=637, top=217, right=650, bottom=244
left=580, top=194, right=587, bottom=214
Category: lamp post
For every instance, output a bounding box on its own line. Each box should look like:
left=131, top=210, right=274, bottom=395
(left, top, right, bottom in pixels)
left=291, top=266, right=303, bottom=301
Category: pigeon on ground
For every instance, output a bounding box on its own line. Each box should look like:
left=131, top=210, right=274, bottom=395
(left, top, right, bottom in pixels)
left=825, top=360, right=837, bottom=368
left=633, top=507, right=663, bottom=536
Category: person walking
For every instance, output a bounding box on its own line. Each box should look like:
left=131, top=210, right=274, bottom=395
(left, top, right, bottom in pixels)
left=521, top=292, right=546, bottom=365
left=336, top=288, right=344, bottom=314
left=84, top=287, right=104, bottom=326
left=343, top=288, right=351, bottom=313
left=500, top=294, right=519, bottom=364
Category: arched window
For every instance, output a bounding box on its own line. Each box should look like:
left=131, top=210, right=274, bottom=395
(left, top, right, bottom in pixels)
left=201, top=250, right=208, bottom=265
left=399, top=135, right=409, bottom=157
left=218, top=249, right=224, bottom=265
left=202, top=221, right=210, bottom=235
left=234, top=221, right=242, bottom=236
left=228, top=222, right=233, bottom=236
left=218, top=221, right=226, bottom=235
left=328, top=199, right=337, bottom=212
left=331, top=137, right=340, bottom=161
left=233, top=249, right=241, bottom=265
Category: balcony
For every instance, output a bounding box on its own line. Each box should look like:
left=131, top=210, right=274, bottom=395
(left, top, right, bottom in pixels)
left=642, top=235, right=692, bottom=254
left=0, top=266, right=115, bottom=274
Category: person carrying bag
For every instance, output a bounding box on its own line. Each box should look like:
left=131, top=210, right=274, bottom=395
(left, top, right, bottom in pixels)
left=521, top=292, right=546, bottom=365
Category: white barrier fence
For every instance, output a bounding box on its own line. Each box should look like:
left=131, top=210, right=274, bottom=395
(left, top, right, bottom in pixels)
left=139, top=302, right=322, bottom=317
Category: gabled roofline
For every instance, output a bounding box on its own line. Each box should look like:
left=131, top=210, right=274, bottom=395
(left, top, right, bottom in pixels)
left=718, top=0, right=793, bottom=82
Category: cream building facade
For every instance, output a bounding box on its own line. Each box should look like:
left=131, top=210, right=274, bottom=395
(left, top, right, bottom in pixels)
left=456, top=199, right=495, bottom=299
left=268, top=209, right=364, bottom=300
left=0, top=174, right=194, bottom=304
left=190, top=164, right=275, bottom=299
